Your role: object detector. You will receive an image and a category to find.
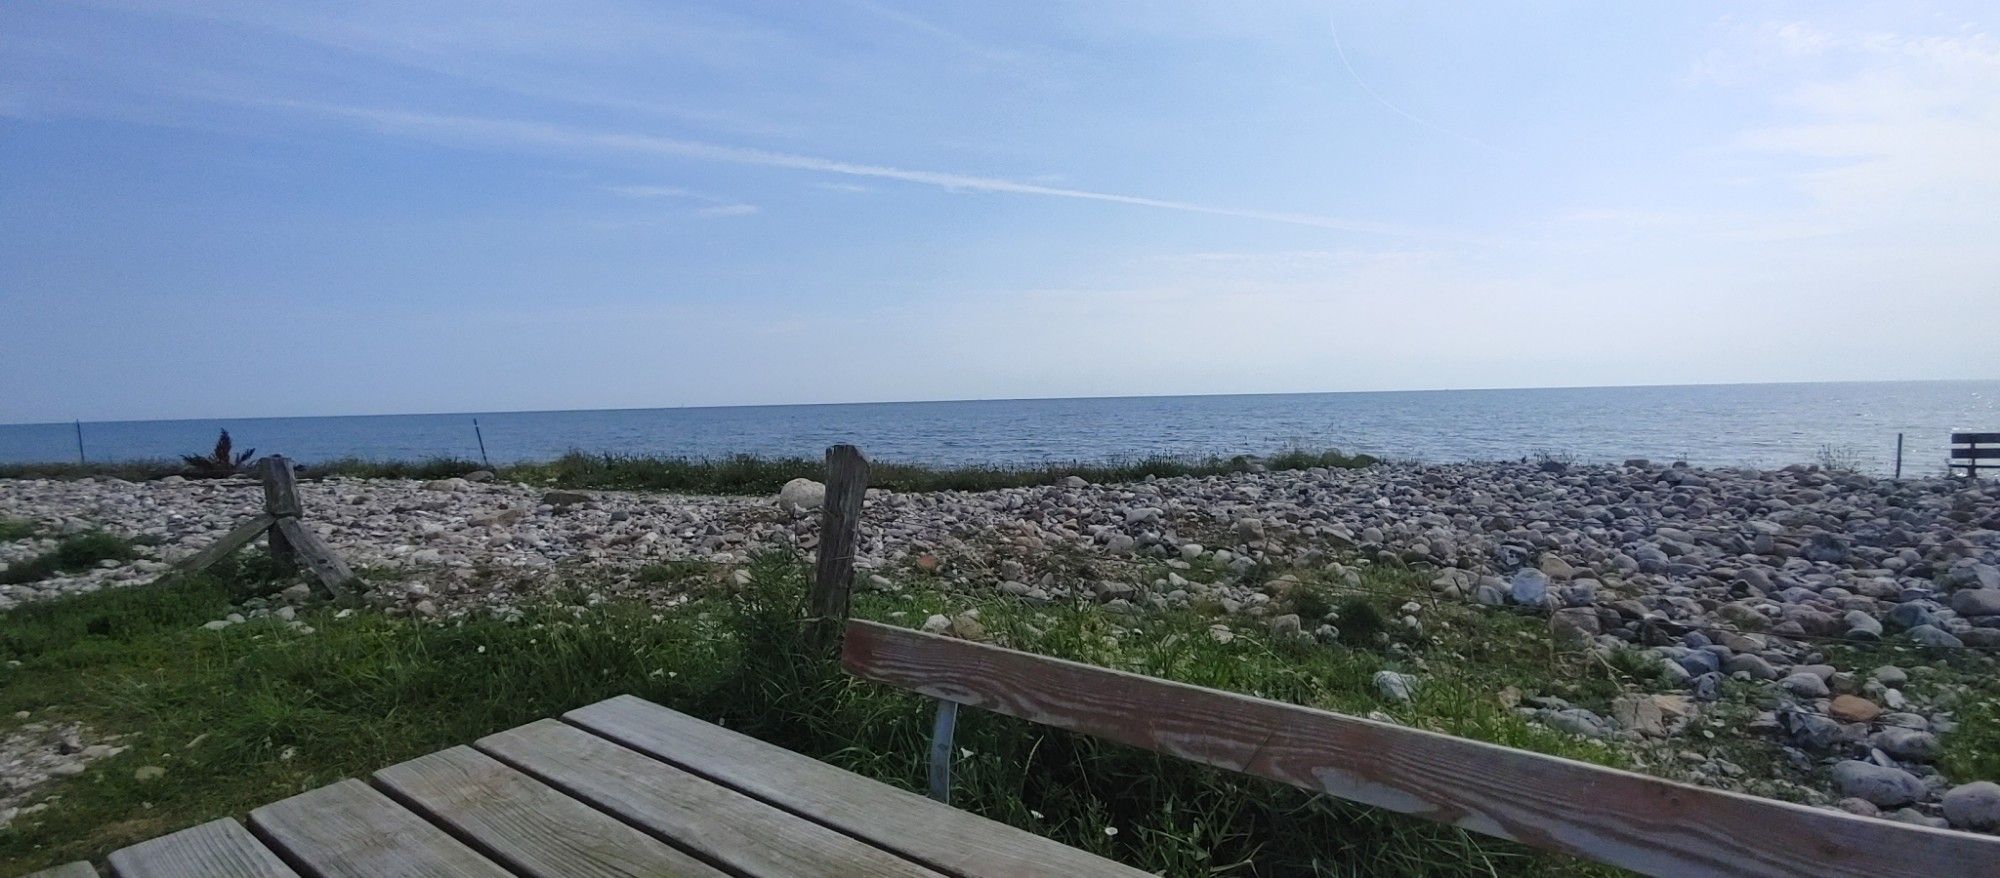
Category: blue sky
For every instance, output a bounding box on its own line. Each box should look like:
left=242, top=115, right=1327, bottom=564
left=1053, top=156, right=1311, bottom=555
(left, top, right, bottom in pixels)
left=3, top=1, right=1997, bottom=422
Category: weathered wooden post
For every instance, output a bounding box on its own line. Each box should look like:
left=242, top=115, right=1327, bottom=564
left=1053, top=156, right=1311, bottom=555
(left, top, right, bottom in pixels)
left=810, top=444, right=870, bottom=645
left=258, top=456, right=302, bottom=572
left=255, top=455, right=356, bottom=600
left=167, top=455, right=355, bottom=600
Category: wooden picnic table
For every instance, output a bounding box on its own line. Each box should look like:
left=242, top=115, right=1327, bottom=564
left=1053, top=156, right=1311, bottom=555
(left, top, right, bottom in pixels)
left=30, top=695, right=1142, bottom=878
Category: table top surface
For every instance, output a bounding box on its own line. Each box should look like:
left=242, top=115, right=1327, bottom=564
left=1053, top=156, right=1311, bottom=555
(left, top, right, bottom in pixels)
left=29, top=694, right=1146, bottom=878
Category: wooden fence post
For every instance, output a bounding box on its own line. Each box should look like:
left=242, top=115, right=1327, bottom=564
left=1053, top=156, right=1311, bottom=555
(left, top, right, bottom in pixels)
left=259, top=456, right=301, bottom=572
left=166, top=455, right=355, bottom=602
left=810, top=444, right=870, bottom=644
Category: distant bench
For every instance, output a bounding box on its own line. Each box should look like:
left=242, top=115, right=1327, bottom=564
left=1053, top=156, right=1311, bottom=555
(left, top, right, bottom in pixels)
left=842, top=619, right=2000, bottom=878
left=1953, top=432, right=1999, bottom=478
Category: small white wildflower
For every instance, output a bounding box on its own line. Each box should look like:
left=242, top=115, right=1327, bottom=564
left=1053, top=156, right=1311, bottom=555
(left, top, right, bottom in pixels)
left=958, top=747, right=973, bottom=759
left=476, top=645, right=486, bottom=654
left=1103, top=826, right=1118, bottom=837
left=1030, top=810, right=1044, bottom=820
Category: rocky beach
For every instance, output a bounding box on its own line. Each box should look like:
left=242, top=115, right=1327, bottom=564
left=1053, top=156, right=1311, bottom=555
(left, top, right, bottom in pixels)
left=4, top=458, right=2000, bottom=835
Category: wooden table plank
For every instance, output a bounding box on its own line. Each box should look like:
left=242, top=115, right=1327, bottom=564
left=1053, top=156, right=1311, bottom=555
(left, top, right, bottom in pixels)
left=374, top=745, right=730, bottom=878
left=21, top=863, right=98, bottom=878
left=107, top=818, right=297, bottom=878
left=248, top=779, right=511, bottom=878
left=565, top=695, right=1148, bottom=878
left=477, top=719, right=944, bottom=878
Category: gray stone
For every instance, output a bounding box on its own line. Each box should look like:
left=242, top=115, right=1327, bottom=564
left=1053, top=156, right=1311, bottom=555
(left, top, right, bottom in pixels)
left=777, top=479, right=825, bottom=513
left=1784, top=672, right=1832, bottom=700
left=1842, top=610, right=1883, bottom=640
left=1235, top=517, right=1265, bottom=542
left=1943, top=781, right=2000, bottom=831
left=1950, top=588, right=2000, bottom=617
left=1549, top=608, right=1600, bottom=645
left=1373, top=670, right=1416, bottom=703
left=1905, top=624, right=1964, bottom=648
left=1611, top=693, right=1695, bottom=738
left=1871, top=727, right=1941, bottom=763
left=1829, top=761, right=1926, bottom=807
left=1885, top=602, right=1938, bottom=631
left=1508, top=569, right=1549, bottom=606
left=1542, top=708, right=1611, bottom=739
left=1803, top=533, right=1850, bottom=564
left=1723, top=653, right=1778, bottom=680
left=1268, top=613, right=1302, bottom=638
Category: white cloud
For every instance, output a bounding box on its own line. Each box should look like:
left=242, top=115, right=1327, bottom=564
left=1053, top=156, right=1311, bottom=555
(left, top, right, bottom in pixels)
left=604, top=184, right=759, bottom=217
left=1729, top=22, right=2000, bottom=231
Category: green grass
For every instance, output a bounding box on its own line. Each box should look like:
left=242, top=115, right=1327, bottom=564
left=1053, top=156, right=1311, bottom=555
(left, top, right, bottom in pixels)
left=0, top=519, right=37, bottom=541
left=0, top=447, right=1376, bottom=495
left=0, top=532, right=142, bottom=586
left=0, top=553, right=1638, bottom=877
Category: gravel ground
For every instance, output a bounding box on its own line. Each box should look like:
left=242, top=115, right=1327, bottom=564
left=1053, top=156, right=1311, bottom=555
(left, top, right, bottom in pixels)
left=4, top=460, right=2000, bottom=831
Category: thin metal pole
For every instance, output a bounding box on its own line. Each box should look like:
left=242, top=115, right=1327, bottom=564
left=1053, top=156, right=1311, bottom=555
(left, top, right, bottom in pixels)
left=928, top=699, right=959, bottom=804
left=473, top=418, right=491, bottom=468
left=74, top=419, right=85, bottom=464
left=1894, top=433, right=1903, bottom=481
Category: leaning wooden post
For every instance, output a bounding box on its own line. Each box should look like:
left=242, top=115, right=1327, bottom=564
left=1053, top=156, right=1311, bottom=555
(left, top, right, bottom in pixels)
left=258, top=456, right=302, bottom=572
left=810, top=444, right=870, bottom=647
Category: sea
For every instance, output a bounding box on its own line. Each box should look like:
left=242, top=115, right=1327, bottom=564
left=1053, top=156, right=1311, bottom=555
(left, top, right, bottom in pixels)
left=2, top=381, right=1995, bottom=477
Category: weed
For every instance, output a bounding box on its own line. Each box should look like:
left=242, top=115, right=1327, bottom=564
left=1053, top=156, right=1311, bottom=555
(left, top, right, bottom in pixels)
left=0, top=532, right=141, bottom=586
left=0, top=518, right=36, bottom=541
left=181, top=430, right=255, bottom=478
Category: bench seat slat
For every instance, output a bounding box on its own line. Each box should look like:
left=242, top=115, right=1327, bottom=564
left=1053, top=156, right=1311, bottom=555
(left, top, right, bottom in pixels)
left=374, top=745, right=730, bottom=878
left=22, top=863, right=99, bottom=878
left=565, top=695, right=1150, bottom=878
left=840, top=619, right=2000, bottom=878
left=107, top=818, right=297, bottom=878
left=478, top=718, right=945, bottom=878
left=249, top=779, right=511, bottom=878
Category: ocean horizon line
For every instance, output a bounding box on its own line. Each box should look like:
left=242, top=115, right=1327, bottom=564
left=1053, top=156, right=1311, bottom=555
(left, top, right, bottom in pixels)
left=5, top=376, right=1990, bottom=430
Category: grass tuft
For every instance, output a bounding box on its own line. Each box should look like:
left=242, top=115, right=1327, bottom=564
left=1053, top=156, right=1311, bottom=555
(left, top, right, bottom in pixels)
left=0, top=531, right=142, bottom=586
left=0, top=518, right=37, bottom=541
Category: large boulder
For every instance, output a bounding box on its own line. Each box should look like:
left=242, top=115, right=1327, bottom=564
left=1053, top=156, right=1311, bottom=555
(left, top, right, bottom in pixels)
left=778, top=478, right=826, bottom=514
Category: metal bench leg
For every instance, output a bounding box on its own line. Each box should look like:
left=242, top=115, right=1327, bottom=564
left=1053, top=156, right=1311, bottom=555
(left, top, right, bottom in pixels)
left=928, top=699, right=959, bottom=804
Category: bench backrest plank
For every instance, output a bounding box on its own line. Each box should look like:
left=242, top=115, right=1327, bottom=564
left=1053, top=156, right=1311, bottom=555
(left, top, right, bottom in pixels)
left=1952, top=432, right=2000, bottom=476
left=842, top=620, right=2000, bottom=878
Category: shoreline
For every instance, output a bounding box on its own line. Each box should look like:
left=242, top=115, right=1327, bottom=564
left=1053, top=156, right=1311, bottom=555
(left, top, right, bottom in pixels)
left=0, top=447, right=1379, bottom=495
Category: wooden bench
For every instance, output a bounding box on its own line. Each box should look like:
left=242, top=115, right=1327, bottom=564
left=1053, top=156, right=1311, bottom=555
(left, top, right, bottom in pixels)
left=841, top=619, right=2000, bottom=878
left=1952, top=432, right=2000, bottom=478
left=27, top=694, right=1145, bottom=878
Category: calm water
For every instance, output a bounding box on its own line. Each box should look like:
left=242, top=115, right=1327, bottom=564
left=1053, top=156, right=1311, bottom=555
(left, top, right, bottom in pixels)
left=3, top=381, right=1996, bottom=476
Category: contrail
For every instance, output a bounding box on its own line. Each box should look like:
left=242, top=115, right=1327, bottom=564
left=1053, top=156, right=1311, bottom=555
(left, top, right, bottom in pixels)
left=1328, top=18, right=1496, bottom=152
left=263, top=99, right=1429, bottom=237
